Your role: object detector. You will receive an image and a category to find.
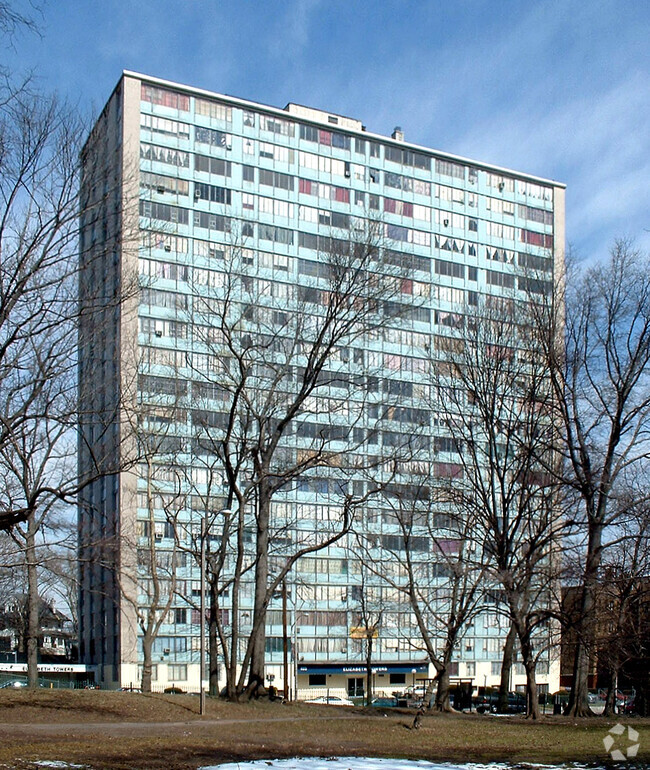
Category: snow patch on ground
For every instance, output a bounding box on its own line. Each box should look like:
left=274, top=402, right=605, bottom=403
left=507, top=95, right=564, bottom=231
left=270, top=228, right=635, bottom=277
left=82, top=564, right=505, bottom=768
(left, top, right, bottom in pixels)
left=201, top=759, right=598, bottom=770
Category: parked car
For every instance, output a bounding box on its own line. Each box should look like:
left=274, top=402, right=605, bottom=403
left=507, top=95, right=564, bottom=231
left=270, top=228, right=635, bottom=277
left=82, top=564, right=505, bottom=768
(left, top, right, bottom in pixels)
left=401, top=684, right=427, bottom=698
left=371, top=696, right=399, bottom=708
left=475, top=691, right=526, bottom=714
left=0, top=680, right=27, bottom=689
left=305, top=695, right=354, bottom=706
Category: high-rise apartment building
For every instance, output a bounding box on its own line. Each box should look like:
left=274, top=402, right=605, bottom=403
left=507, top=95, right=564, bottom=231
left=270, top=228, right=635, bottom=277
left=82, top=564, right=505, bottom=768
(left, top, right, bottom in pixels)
left=78, top=72, right=565, bottom=695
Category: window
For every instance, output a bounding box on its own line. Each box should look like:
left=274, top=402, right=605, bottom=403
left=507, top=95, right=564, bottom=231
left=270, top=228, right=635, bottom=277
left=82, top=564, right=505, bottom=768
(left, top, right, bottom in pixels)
left=194, top=182, right=231, bottom=205
left=260, top=142, right=293, bottom=163
left=435, top=158, right=465, bottom=179
left=486, top=247, right=515, bottom=265
left=259, top=224, right=294, bottom=245
left=486, top=269, right=515, bottom=289
left=153, top=637, right=187, bottom=654
left=259, top=168, right=293, bottom=191
left=140, top=114, right=190, bottom=140
left=265, top=637, right=291, bottom=653
left=194, top=154, right=231, bottom=176
left=389, top=673, right=406, bottom=685
left=195, top=126, right=229, bottom=147
left=260, top=114, right=294, bottom=136
left=140, top=144, right=189, bottom=168
left=384, top=171, right=431, bottom=196
left=436, top=184, right=465, bottom=204
left=435, top=259, right=465, bottom=279
left=139, top=201, right=189, bottom=225
left=486, top=173, right=514, bottom=193
left=168, top=664, right=187, bottom=681
left=518, top=276, right=551, bottom=295
left=384, top=197, right=413, bottom=217
left=487, top=222, right=515, bottom=241
left=259, top=197, right=293, bottom=218
left=518, top=204, right=553, bottom=225
left=242, top=164, right=255, bottom=182
left=518, top=180, right=552, bottom=200
left=330, top=132, right=348, bottom=149
left=309, top=674, right=327, bottom=686
left=487, top=197, right=515, bottom=216
left=518, top=252, right=552, bottom=272
left=385, top=145, right=430, bottom=170
left=193, top=211, right=230, bottom=232
left=520, top=229, right=554, bottom=249
left=195, top=98, right=232, bottom=122
left=436, top=210, right=465, bottom=229
left=141, top=84, right=189, bottom=112
left=140, top=172, right=189, bottom=196
left=300, top=125, right=319, bottom=143
left=174, top=608, right=187, bottom=625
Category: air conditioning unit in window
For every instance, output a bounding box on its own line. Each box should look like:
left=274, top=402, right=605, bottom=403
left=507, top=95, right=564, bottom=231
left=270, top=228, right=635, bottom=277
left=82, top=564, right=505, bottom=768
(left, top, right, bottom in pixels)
left=156, top=185, right=165, bottom=194
left=164, top=244, right=172, bottom=252
left=444, top=219, right=449, bottom=227
left=499, top=182, right=505, bottom=192
left=163, top=648, right=170, bottom=655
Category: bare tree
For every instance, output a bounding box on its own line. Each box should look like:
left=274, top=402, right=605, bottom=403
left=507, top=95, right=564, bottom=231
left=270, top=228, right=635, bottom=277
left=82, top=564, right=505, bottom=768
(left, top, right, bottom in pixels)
left=358, top=471, right=489, bottom=711
left=592, top=494, right=650, bottom=715
left=0, top=89, right=84, bottom=531
left=176, top=223, right=411, bottom=699
left=111, top=375, right=188, bottom=693
left=536, top=241, right=650, bottom=716
left=435, top=295, right=561, bottom=719
left=350, top=565, right=383, bottom=706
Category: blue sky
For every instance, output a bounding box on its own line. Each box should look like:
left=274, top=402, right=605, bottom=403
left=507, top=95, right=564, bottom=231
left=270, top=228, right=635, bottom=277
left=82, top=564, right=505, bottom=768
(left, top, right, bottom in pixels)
left=5, top=0, right=649, bottom=261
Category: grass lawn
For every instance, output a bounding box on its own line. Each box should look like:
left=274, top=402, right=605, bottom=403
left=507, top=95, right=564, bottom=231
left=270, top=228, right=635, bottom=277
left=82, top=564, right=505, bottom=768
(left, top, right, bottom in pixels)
left=0, top=690, right=648, bottom=769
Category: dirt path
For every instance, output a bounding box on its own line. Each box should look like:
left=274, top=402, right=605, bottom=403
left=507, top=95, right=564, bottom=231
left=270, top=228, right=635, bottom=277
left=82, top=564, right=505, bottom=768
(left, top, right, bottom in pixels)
left=0, top=713, right=361, bottom=736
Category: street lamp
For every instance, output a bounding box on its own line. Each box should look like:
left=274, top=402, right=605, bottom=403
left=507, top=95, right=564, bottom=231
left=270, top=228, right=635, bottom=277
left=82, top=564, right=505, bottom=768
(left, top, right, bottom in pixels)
left=200, top=507, right=231, bottom=716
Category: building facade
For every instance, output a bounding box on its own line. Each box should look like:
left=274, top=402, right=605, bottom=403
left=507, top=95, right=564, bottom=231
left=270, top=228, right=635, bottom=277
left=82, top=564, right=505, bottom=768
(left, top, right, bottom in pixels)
left=78, top=72, right=565, bottom=696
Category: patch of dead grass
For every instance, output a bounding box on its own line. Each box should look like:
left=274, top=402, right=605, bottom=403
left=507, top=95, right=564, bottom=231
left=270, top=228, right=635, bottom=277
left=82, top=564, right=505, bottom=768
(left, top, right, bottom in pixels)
left=0, top=691, right=648, bottom=769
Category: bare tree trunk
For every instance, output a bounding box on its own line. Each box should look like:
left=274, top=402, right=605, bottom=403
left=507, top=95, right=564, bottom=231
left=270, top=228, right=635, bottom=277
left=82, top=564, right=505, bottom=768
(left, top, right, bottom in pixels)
left=208, top=607, right=220, bottom=697
left=499, top=623, right=517, bottom=712
left=434, top=665, right=452, bottom=712
left=523, top=657, right=540, bottom=720
left=604, top=669, right=618, bottom=717
left=365, top=635, right=374, bottom=707
left=248, top=482, right=270, bottom=697
left=227, top=500, right=246, bottom=699
left=565, top=523, right=601, bottom=717
left=141, top=629, right=154, bottom=693
left=517, top=631, right=540, bottom=720
left=25, top=511, right=39, bottom=688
